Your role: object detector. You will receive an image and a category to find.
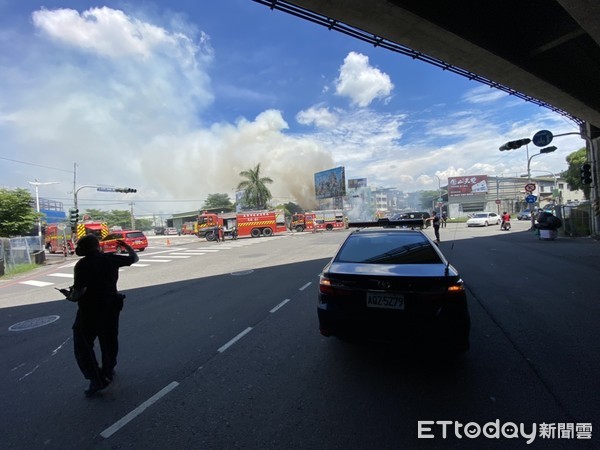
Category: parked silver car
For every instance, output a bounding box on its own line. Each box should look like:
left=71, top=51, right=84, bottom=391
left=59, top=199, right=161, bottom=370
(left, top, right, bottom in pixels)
left=517, top=210, right=532, bottom=220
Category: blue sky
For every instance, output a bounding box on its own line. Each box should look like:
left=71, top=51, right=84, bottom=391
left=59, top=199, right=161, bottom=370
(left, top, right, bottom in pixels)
left=0, top=0, right=585, bottom=216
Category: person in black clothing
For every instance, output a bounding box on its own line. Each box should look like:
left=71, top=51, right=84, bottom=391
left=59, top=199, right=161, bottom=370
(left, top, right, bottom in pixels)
left=66, top=234, right=138, bottom=396
left=426, top=211, right=441, bottom=243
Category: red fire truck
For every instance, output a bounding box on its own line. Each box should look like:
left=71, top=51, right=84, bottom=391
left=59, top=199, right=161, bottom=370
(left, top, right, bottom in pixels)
left=45, top=224, right=75, bottom=255
left=196, top=210, right=287, bottom=241
left=181, top=221, right=198, bottom=235
left=75, top=220, right=109, bottom=241
left=290, top=210, right=346, bottom=232
left=44, top=220, right=109, bottom=254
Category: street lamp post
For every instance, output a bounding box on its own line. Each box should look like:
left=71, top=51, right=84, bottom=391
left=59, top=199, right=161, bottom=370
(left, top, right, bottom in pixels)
left=28, top=180, right=60, bottom=249
left=434, top=175, right=443, bottom=217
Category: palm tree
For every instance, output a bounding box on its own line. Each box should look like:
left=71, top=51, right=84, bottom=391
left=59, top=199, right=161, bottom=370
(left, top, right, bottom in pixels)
left=237, top=163, right=273, bottom=209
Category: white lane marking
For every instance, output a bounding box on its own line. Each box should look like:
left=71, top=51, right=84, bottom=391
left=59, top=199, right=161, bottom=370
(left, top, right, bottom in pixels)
left=218, top=327, right=253, bottom=353
left=138, top=259, right=171, bottom=263
left=299, top=282, right=312, bottom=291
left=47, top=273, right=74, bottom=278
left=129, top=264, right=150, bottom=267
left=143, top=249, right=189, bottom=256
left=153, top=255, right=191, bottom=259
left=19, top=280, right=54, bottom=287
left=164, top=253, right=196, bottom=257
left=100, top=381, right=180, bottom=439
left=270, top=299, right=290, bottom=313
left=176, top=251, right=207, bottom=255
left=194, top=248, right=222, bottom=252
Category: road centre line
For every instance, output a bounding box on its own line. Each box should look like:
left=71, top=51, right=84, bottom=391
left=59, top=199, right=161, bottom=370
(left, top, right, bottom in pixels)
left=218, top=327, right=253, bottom=353
left=270, top=299, right=290, bottom=313
left=299, top=282, right=312, bottom=291
left=100, top=381, right=180, bottom=439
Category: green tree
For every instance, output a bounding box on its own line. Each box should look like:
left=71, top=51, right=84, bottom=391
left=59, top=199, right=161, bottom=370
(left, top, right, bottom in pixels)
left=0, top=188, right=38, bottom=236
left=203, top=193, right=234, bottom=210
left=134, top=217, right=153, bottom=231
left=237, top=163, right=273, bottom=209
left=563, top=147, right=590, bottom=199
left=105, top=210, right=134, bottom=229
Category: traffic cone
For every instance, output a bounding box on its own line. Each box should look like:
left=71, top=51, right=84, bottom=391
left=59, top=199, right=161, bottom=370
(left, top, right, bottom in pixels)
left=166, top=238, right=171, bottom=246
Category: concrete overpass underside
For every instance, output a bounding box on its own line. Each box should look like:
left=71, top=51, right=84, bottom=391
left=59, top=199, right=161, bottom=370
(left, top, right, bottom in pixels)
left=256, top=0, right=600, bottom=130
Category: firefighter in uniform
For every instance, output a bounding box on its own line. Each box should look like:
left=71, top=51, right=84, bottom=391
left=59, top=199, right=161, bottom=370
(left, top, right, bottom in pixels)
left=65, top=235, right=139, bottom=396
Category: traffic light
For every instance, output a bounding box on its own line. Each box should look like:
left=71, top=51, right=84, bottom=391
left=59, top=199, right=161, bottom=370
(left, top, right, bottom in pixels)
left=115, top=187, right=137, bottom=193
left=580, top=163, right=592, bottom=185
left=539, top=146, right=557, bottom=154
left=499, top=138, right=531, bottom=151
left=69, top=207, right=79, bottom=225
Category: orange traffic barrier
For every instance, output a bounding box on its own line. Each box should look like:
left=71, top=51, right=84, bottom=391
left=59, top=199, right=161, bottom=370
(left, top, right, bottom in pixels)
left=166, top=238, right=171, bottom=246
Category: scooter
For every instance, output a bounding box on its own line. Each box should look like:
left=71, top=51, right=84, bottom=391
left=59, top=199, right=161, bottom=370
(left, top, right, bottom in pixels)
left=500, top=221, right=511, bottom=231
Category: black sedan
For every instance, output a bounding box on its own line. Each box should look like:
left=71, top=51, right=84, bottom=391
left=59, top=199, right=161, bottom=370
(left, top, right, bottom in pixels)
left=318, top=225, right=470, bottom=353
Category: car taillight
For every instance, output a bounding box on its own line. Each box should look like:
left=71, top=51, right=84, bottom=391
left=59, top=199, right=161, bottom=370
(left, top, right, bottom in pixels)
left=319, top=274, right=346, bottom=295
left=447, top=279, right=465, bottom=293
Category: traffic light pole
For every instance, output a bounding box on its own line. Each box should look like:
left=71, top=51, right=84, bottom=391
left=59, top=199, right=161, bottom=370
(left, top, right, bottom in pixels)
left=74, top=185, right=138, bottom=209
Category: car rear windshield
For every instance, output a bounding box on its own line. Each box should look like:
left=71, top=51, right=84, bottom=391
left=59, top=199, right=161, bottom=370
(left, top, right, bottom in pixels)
left=126, top=232, right=145, bottom=239
left=335, top=233, right=443, bottom=264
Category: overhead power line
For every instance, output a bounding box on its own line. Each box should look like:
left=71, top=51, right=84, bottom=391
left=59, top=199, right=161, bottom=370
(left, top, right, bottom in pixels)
left=0, top=156, right=73, bottom=173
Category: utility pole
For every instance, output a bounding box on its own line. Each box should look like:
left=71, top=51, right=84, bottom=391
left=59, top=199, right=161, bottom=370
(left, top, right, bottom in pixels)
left=130, top=202, right=135, bottom=230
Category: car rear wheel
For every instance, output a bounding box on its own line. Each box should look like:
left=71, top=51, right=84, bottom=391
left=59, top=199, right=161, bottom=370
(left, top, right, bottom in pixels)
left=262, top=227, right=273, bottom=237
left=251, top=228, right=261, bottom=238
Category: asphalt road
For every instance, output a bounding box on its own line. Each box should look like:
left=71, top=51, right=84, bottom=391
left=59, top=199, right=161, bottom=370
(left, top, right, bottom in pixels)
left=0, top=223, right=598, bottom=449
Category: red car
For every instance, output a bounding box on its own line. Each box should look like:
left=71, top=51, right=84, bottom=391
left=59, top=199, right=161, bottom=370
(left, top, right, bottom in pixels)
left=100, top=230, right=148, bottom=253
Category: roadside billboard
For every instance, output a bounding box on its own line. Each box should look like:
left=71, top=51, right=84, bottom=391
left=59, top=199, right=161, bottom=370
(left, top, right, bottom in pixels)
left=348, top=178, right=367, bottom=189
left=314, top=166, right=346, bottom=199
left=448, top=175, right=489, bottom=197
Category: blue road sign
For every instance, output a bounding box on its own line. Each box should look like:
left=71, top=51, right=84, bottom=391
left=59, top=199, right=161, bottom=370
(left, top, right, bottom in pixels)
left=525, top=194, right=538, bottom=203
left=532, top=130, right=553, bottom=147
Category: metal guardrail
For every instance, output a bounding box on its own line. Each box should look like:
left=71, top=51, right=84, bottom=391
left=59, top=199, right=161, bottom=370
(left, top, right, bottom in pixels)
left=1, top=236, right=44, bottom=271
left=555, top=204, right=592, bottom=237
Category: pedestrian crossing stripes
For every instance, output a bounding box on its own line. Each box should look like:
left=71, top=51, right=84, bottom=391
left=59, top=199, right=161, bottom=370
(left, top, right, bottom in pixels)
left=17, top=235, right=290, bottom=288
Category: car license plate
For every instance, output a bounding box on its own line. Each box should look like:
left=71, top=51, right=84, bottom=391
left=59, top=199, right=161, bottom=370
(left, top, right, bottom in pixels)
left=366, top=292, right=404, bottom=310
left=134, top=240, right=141, bottom=244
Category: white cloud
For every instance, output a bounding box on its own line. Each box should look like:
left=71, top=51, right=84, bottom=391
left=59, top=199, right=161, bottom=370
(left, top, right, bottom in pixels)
left=463, top=85, right=507, bottom=104
left=296, top=106, right=339, bottom=128
left=31, top=6, right=212, bottom=66
left=335, top=52, right=394, bottom=107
